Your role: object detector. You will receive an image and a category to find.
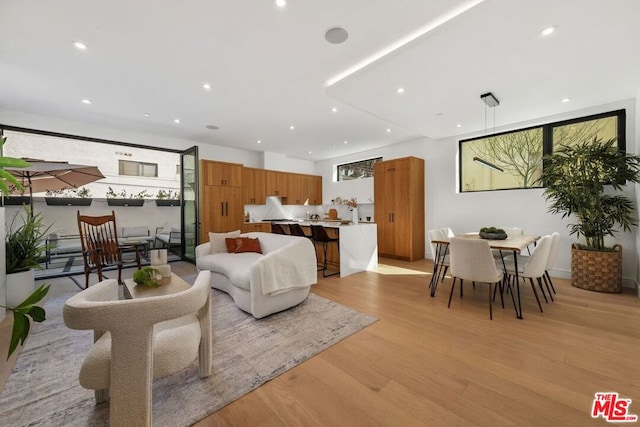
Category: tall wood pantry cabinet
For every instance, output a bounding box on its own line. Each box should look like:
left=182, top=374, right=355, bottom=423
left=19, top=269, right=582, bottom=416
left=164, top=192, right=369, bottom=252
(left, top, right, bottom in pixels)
left=373, top=156, right=425, bottom=261
left=200, top=160, right=243, bottom=242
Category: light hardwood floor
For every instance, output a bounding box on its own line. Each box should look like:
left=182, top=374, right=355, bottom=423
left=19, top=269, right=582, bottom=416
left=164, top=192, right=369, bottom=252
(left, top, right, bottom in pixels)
left=195, top=258, right=640, bottom=427
left=24, top=258, right=640, bottom=426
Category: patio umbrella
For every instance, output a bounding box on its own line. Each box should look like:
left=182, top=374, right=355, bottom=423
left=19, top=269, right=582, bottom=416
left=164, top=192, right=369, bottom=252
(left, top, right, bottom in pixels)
left=5, top=159, right=105, bottom=211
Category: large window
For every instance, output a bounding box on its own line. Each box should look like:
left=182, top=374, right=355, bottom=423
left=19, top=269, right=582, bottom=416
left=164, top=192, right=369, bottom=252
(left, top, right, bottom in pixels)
left=337, top=157, right=382, bottom=181
left=459, top=109, right=625, bottom=192
left=119, top=160, right=158, bottom=177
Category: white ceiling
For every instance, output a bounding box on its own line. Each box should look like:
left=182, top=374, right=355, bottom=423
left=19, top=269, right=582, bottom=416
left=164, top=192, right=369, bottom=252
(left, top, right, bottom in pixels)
left=1, top=0, right=639, bottom=161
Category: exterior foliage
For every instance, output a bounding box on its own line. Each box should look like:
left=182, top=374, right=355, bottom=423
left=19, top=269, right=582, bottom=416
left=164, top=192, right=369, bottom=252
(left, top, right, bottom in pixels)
left=540, top=138, right=640, bottom=250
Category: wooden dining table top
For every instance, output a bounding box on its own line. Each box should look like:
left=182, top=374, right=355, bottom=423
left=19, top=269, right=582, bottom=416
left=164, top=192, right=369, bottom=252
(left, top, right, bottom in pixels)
left=430, top=234, right=540, bottom=252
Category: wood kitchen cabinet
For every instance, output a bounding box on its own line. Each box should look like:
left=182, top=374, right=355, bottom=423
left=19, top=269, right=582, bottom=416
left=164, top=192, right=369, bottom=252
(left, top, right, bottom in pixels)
left=242, top=167, right=266, bottom=205
left=241, top=222, right=271, bottom=233
left=284, top=173, right=323, bottom=205
left=265, top=170, right=288, bottom=197
left=200, top=160, right=243, bottom=242
left=374, top=156, right=424, bottom=261
left=203, top=160, right=242, bottom=187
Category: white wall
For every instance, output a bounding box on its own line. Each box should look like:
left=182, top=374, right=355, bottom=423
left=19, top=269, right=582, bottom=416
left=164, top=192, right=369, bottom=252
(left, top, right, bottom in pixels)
left=635, top=90, right=640, bottom=295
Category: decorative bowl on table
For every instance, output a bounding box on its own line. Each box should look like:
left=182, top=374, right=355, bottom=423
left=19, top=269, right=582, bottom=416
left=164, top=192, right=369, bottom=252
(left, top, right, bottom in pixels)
left=479, top=227, right=508, bottom=240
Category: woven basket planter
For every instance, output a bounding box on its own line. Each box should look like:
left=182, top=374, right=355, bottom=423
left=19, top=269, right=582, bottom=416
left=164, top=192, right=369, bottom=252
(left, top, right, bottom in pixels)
left=571, top=243, right=622, bottom=293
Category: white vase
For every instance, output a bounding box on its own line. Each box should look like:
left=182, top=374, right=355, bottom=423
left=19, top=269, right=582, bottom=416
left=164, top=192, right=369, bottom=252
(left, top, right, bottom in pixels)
left=6, top=269, right=35, bottom=308
left=352, top=208, right=359, bottom=224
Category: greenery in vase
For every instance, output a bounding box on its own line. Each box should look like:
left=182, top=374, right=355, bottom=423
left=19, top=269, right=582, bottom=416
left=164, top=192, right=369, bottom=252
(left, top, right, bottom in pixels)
left=156, top=189, right=179, bottom=199
left=133, top=266, right=161, bottom=287
left=539, top=138, right=640, bottom=251
left=479, top=227, right=505, bottom=234
left=6, top=206, right=52, bottom=274
left=1, top=136, right=50, bottom=359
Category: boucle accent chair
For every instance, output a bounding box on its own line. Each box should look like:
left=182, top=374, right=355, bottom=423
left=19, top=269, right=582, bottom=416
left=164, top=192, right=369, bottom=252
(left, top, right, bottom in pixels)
left=63, top=270, right=212, bottom=426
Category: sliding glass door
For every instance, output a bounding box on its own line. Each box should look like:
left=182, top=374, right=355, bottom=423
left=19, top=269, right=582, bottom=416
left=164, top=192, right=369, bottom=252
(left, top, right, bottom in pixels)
left=180, top=146, right=198, bottom=262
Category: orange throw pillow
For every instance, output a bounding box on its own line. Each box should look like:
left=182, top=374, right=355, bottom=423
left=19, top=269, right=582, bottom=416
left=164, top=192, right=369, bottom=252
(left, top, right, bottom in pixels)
left=225, top=237, right=262, bottom=254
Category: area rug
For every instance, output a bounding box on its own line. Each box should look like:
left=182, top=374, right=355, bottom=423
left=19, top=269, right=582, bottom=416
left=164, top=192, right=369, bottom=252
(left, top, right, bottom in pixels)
left=0, top=281, right=377, bottom=426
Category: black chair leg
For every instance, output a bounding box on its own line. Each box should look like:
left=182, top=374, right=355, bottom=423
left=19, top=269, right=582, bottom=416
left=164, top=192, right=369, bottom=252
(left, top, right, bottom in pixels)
left=460, top=279, right=464, bottom=298
left=545, top=271, right=557, bottom=294
left=448, top=278, right=457, bottom=308
left=440, top=266, right=449, bottom=283
left=541, top=276, right=554, bottom=302
left=537, top=277, right=549, bottom=303
left=488, top=283, right=493, bottom=320
left=529, top=278, right=544, bottom=312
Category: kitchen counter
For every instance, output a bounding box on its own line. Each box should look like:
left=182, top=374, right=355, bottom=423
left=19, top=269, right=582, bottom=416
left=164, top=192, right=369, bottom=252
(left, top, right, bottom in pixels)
left=274, top=221, right=378, bottom=277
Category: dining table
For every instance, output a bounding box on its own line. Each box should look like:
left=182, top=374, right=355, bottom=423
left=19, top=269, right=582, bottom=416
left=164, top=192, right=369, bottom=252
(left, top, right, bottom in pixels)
left=429, top=233, right=540, bottom=319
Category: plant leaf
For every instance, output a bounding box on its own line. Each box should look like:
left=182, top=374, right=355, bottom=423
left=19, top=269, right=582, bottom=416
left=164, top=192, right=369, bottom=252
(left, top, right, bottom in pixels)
left=27, top=306, right=46, bottom=323
left=8, top=312, right=29, bottom=360
left=16, top=284, right=50, bottom=309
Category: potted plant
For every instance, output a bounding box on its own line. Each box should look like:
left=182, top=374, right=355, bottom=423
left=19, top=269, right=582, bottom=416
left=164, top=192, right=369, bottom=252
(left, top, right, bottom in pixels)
left=106, top=186, right=146, bottom=207
left=540, top=137, right=640, bottom=292
left=0, top=137, right=50, bottom=360
left=6, top=206, right=52, bottom=306
left=45, top=187, right=93, bottom=206
left=155, top=189, right=180, bottom=207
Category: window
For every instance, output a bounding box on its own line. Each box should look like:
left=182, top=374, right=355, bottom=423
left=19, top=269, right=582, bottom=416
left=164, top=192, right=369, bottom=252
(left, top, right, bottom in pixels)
left=459, top=109, right=625, bottom=192
left=118, top=160, right=158, bottom=177
left=337, top=157, right=382, bottom=181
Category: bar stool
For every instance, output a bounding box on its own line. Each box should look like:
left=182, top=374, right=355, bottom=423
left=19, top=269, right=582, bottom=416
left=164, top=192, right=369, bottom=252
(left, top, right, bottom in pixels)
left=310, top=225, right=339, bottom=277
left=271, top=223, right=287, bottom=234
left=289, top=223, right=312, bottom=240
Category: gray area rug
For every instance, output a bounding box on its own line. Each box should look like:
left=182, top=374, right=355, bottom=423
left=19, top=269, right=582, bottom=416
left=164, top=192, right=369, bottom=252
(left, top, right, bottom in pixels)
left=0, top=280, right=377, bottom=426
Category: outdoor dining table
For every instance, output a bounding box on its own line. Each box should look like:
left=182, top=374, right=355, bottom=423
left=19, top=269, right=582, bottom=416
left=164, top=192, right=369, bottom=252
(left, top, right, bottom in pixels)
left=429, top=233, right=540, bottom=319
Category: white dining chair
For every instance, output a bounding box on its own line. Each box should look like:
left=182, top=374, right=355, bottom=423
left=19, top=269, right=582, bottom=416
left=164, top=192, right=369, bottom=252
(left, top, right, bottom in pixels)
left=501, top=234, right=553, bottom=313
left=448, top=237, right=504, bottom=319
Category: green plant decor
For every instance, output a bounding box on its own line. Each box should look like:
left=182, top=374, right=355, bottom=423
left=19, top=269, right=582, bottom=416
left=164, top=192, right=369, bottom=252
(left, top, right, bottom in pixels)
left=133, top=266, right=161, bottom=287
left=6, top=206, right=52, bottom=274
left=1, top=136, right=49, bottom=360
left=479, top=226, right=506, bottom=234
left=540, top=138, right=640, bottom=251
left=1, top=284, right=50, bottom=359
left=156, top=189, right=178, bottom=199
left=0, top=136, right=30, bottom=195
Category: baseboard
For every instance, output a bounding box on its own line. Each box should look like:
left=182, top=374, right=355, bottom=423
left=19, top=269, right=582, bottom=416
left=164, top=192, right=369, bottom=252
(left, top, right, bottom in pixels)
left=549, top=268, right=638, bottom=290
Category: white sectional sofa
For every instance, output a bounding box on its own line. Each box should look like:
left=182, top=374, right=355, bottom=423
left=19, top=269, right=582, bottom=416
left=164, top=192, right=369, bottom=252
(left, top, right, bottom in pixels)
left=196, top=231, right=317, bottom=318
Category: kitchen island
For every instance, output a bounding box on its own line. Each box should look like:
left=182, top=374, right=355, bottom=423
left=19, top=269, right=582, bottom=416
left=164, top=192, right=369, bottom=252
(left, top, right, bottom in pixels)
left=275, top=221, right=378, bottom=277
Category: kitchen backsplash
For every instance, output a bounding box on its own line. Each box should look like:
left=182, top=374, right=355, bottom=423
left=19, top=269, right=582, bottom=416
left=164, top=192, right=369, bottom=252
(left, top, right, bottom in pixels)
left=244, top=196, right=374, bottom=222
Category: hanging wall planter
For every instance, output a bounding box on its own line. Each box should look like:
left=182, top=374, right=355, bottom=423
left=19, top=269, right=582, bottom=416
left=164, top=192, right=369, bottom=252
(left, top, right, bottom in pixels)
left=107, top=198, right=145, bottom=207
left=155, top=199, right=180, bottom=207
left=45, top=197, right=93, bottom=206
left=2, top=196, right=31, bottom=206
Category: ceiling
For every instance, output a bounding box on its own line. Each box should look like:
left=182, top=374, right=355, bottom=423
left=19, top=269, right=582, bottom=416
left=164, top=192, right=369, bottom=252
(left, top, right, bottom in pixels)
left=1, top=0, right=639, bottom=162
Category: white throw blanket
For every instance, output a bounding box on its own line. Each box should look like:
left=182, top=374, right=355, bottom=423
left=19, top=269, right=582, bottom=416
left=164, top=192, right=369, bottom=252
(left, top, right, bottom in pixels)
left=253, top=238, right=317, bottom=296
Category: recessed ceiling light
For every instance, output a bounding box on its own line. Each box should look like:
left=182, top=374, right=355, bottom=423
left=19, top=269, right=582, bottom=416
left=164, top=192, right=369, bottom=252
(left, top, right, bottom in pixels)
left=343, top=140, right=348, bottom=144
left=73, top=41, right=87, bottom=50
left=331, top=107, right=338, bottom=113
left=540, top=25, right=558, bottom=36
left=325, top=27, right=349, bottom=45
left=143, top=113, right=151, bottom=117
left=174, top=118, right=181, bottom=124
left=203, top=83, right=211, bottom=90
left=81, top=99, right=91, bottom=104
left=561, top=97, right=572, bottom=103
left=396, top=87, right=405, bottom=94
left=456, top=124, right=462, bottom=128
left=275, top=0, right=286, bottom=7
left=257, top=140, right=262, bottom=144
left=386, top=128, right=391, bottom=133
left=308, top=150, right=312, bottom=154
left=289, top=125, right=295, bottom=130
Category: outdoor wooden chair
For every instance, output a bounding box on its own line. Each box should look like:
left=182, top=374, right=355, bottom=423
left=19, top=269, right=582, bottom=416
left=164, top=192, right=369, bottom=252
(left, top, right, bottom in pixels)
left=77, top=210, right=141, bottom=288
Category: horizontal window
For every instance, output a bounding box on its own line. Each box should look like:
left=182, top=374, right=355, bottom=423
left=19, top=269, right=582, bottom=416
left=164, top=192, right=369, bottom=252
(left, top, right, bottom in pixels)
left=337, top=157, right=382, bottom=181
left=459, top=109, right=625, bottom=192
left=119, top=160, right=158, bottom=177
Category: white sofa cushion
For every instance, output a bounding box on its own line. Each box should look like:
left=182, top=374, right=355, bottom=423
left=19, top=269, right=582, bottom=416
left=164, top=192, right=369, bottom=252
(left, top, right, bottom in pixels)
left=209, top=230, right=241, bottom=254
left=197, top=252, right=262, bottom=291
left=121, top=226, right=149, bottom=238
